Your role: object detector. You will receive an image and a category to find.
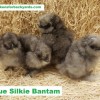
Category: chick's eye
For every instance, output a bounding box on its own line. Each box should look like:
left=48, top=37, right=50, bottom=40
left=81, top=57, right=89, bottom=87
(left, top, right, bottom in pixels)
left=36, top=50, right=42, bottom=58
left=43, top=55, right=49, bottom=62
left=39, top=23, right=51, bottom=29
left=4, top=44, right=11, bottom=50
left=90, top=45, right=96, bottom=49
left=90, top=45, right=100, bottom=50
left=4, top=42, right=18, bottom=50
left=13, top=43, right=18, bottom=48
left=37, top=53, right=42, bottom=59
left=10, top=43, right=17, bottom=48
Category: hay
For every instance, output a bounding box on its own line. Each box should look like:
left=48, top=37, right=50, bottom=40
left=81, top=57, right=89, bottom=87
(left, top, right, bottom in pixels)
left=0, top=0, right=100, bottom=100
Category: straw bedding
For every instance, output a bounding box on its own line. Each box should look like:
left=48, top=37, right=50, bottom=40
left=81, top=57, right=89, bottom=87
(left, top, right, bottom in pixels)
left=0, top=0, right=100, bottom=100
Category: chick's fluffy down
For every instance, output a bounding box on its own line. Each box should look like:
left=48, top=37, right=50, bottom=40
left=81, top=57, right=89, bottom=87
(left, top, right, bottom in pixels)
left=39, top=13, right=74, bottom=65
left=57, top=34, right=100, bottom=79
left=0, top=33, right=24, bottom=70
left=19, top=34, right=51, bottom=69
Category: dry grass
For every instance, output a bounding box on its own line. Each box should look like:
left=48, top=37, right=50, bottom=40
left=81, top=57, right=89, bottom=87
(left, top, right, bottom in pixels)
left=0, top=0, right=100, bottom=100
left=0, top=0, right=99, bottom=37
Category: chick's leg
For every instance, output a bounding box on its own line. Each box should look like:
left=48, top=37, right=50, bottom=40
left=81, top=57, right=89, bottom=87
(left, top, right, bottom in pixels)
left=25, top=67, right=41, bottom=77
left=4, top=66, right=15, bottom=71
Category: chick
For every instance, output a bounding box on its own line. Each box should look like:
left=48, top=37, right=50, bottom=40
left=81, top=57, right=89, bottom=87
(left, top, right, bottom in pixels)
left=0, top=32, right=24, bottom=71
left=19, top=34, right=51, bottom=76
left=38, top=13, right=74, bottom=65
left=57, top=34, right=100, bottom=79
left=19, top=34, right=37, bottom=52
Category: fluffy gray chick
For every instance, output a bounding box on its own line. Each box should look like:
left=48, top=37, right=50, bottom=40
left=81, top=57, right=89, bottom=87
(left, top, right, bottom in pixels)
left=19, top=34, right=51, bottom=76
left=57, top=34, right=100, bottom=79
left=0, top=32, right=24, bottom=71
left=38, top=13, right=74, bottom=65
